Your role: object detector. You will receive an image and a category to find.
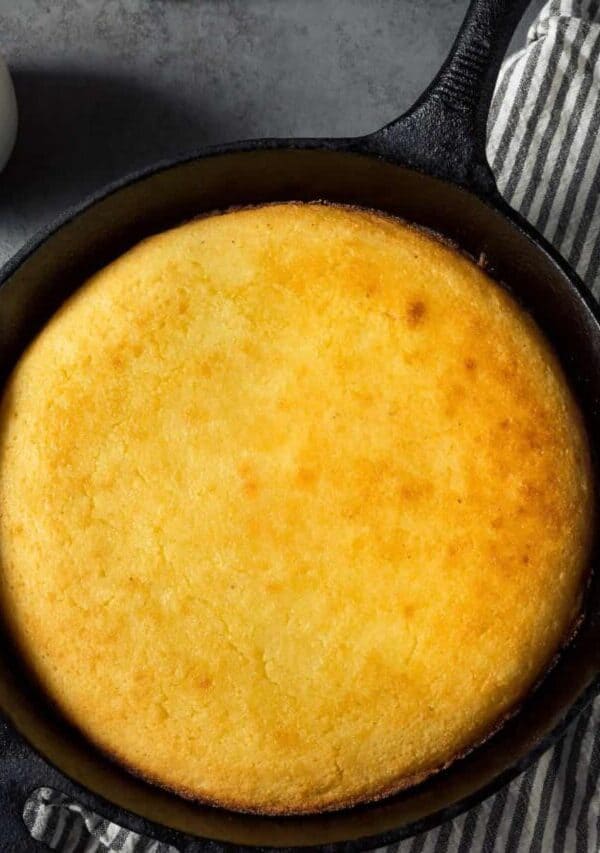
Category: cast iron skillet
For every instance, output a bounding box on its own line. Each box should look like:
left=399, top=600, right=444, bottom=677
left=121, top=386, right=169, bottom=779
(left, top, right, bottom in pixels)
left=0, top=0, right=599, bottom=850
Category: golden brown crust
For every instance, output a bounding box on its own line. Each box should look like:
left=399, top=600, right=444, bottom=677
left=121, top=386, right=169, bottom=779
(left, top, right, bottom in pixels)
left=90, top=601, right=588, bottom=816
left=0, top=202, right=593, bottom=815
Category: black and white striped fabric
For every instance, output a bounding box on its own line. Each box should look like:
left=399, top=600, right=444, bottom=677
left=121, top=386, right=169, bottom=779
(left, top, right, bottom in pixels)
left=23, top=788, right=178, bottom=852
left=21, top=1, right=600, bottom=850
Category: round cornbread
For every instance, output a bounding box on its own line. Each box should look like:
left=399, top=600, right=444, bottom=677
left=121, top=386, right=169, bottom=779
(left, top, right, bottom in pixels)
left=0, top=203, right=593, bottom=814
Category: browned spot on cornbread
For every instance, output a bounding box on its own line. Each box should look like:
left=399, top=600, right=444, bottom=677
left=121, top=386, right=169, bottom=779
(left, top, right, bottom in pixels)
left=406, top=299, right=427, bottom=326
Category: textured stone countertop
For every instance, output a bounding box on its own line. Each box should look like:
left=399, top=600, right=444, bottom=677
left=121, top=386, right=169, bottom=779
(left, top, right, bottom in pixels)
left=0, top=0, right=544, bottom=267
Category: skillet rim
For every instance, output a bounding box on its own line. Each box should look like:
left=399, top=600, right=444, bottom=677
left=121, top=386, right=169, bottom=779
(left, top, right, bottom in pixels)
left=0, top=137, right=599, bottom=852
left=2, top=135, right=600, bottom=333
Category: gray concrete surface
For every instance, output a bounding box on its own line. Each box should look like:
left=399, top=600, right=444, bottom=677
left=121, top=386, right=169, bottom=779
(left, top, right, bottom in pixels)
left=0, top=0, right=545, bottom=266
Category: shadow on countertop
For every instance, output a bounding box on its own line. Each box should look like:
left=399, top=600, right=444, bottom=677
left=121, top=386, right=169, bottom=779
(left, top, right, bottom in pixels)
left=0, top=68, right=237, bottom=228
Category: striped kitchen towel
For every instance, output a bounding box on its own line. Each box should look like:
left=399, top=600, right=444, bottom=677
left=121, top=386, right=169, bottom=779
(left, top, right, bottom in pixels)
left=22, top=1, right=600, bottom=851
left=23, top=788, right=179, bottom=852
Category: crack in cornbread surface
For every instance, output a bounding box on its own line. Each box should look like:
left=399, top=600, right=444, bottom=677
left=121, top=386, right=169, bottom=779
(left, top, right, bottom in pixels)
left=0, top=203, right=593, bottom=814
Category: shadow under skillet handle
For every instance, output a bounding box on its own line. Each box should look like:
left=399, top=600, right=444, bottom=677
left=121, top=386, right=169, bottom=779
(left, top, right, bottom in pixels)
left=362, top=0, right=531, bottom=196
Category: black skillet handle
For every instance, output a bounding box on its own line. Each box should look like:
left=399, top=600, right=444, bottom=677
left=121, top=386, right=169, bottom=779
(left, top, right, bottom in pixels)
left=362, top=0, right=531, bottom=196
